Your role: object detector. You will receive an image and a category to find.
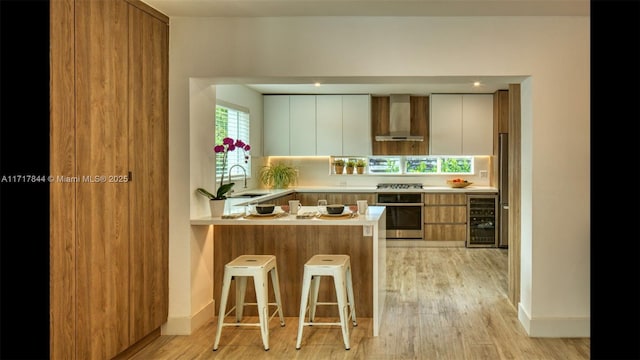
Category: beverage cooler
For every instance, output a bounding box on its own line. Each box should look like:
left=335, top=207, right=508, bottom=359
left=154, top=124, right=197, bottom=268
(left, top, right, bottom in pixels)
left=467, top=194, right=498, bottom=247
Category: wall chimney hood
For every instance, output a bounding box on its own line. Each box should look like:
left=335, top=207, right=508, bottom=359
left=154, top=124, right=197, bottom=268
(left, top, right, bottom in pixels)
left=374, top=94, right=424, bottom=141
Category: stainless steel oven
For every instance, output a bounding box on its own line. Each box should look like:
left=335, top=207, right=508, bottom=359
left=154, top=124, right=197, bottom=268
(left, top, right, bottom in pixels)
left=376, top=183, right=424, bottom=239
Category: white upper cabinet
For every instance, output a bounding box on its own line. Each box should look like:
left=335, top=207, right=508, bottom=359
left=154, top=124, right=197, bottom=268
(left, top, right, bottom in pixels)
left=430, top=94, right=463, bottom=155
left=265, top=94, right=371, bottom=156
left=316, top=95, right=343, bottom=155
left=290, top=95, right=317, bottom=155
left=461, top=94, right=494, bottom=155
left=429, top=94, right=493, bottom=155
left=264, top=95, right=290, bottom=155
left=342, top=95, right=372, bottom=155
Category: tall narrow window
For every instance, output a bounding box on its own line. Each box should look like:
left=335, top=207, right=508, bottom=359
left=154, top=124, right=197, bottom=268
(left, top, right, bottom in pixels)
left=215, top=102, right=251, bottom=181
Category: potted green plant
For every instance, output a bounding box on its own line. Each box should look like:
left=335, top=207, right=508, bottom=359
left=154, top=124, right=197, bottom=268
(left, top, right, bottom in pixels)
left=259, top=162, right=298, bottom=189
left=332, top=159, right=345, bottom=174
left=345, top=159, right=356, bottom=174
left=355, top=159, right=366, bottom=174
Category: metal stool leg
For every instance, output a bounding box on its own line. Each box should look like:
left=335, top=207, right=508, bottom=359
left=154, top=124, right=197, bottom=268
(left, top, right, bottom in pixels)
left=334, top=269, right=351, bottom=350
left=309, top=275, right=321, bottom=322
left=235, top=276, right=248, bottom=322
left=253, top=272, right=270, bottom=351
left=270, top=267, right=286, bottom=326
left=346, top=264, right=357, bottom=326
left=213, top=271, right=233, bottom=351
left=296, top=270, right=313, bottom=350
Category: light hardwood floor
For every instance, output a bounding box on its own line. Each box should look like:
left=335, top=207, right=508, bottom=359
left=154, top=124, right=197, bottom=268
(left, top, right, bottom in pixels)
left=130, top=247, right=590, bottom=359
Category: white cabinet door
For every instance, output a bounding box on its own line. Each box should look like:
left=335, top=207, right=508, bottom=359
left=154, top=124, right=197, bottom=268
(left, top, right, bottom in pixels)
left=264, top=95, right=290, bottom=155
left=430, top=94, right=463, bottom=155
left=316, top=95, right=343, bottom=155
left=290, top=95, right=317, bottom=155
left=342, top=95, right=372, bottom=155
left=430, top=94, right=493, bottom=155
left=462, top=94, right=493, bottom=155
left=265, top=94, right=372, bottom=156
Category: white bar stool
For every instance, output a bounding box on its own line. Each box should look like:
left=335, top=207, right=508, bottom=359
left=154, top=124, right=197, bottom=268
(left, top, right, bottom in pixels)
left=295, top=254, right=357, bottom=350
left=213, top=254, right=285, bottom=351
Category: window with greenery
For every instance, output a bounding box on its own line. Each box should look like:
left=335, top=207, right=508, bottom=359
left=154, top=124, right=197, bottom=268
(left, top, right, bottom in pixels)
left=215, top=102, right=251, bottom=181
left=404, top=156, right=473, bottom=174
left=331, top=156, right=474, bottom=175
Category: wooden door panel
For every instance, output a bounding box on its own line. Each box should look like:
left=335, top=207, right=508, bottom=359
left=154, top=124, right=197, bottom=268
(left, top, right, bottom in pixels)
left=128, top=3, right=169, bottom=344
left=75, top=0, right=130, bottom=358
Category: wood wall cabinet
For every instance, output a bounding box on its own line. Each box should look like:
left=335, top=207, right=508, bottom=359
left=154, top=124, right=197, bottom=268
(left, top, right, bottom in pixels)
left=494, top=90, right=510, bottom=133
left=423, top=193, right=467, bottom=242
left=429, top=94, right=493, bottom=155
left=50, top=1, right=169, bottom=359
left=492, top=89, right=509, bottom=186
left=296, top=192, right=376, bottom=206
left=371, top=96, right=429, bottom=155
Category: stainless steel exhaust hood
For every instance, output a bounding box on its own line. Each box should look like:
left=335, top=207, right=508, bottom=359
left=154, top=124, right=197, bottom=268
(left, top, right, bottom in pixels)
left=374, top=94, right=424, bottom=141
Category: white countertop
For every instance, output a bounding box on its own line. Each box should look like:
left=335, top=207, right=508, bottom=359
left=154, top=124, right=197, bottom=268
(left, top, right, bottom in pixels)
left=191, top=205, right=385, bottom=225
left=229, top=185, right=497, bottom=197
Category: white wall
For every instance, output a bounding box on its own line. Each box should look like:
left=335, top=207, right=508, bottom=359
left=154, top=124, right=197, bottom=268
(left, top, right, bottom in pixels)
left=167, top=16, right=590, bottom=337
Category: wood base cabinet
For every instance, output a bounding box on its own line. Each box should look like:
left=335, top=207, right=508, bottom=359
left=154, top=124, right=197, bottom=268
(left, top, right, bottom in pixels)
left=423, top=193, right=467, bottom=243
left=296, top=192, right=376, bottom=207
left=50, top=1, right=169, bottom=359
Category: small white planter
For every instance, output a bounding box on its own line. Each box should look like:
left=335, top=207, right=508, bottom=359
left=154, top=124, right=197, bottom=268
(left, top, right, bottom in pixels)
left=209, top=199, right=226, bottom=217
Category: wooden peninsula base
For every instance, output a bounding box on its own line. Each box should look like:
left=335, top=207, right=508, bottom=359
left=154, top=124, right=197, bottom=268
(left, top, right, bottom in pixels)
left=192, top=205, right=386, bottom=336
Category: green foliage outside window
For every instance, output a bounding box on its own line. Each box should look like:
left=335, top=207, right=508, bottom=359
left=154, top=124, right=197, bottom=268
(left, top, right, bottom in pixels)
left=386, top=159, right=399, bottom=173
left=406, top=158, right=437, bottom=173
left=215, top=107, right=229, bottom=143
left=440, top=158, right=472, bottom=173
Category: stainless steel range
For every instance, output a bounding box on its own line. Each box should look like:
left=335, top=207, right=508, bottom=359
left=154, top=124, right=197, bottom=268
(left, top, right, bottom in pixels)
left=376, top=183, right=424, bottom=239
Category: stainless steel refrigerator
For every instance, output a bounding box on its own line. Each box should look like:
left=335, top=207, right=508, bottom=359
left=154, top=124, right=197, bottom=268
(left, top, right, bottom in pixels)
left=498, top=133, right=509, bottom=248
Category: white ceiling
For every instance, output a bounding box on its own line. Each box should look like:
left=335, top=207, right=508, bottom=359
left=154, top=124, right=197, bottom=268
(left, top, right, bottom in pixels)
left=141, top=0, right=587, bottom=95
left=141, top=0, right=589, bottom=18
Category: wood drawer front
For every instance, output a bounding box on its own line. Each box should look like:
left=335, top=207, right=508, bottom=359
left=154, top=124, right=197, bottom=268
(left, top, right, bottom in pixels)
left=424, top=224, right=467, bottom=241
left=424, top=206, right=466, bottom=223
left=297, top=192, right=375, bottom=206
left=424, top=193, right=467, bottom=205
left=264, top=194, right=295, bottom=206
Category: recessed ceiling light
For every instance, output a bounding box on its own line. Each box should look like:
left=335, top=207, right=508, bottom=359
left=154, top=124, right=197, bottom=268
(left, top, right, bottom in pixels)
left=314, top=82, right=321, bottom=87
left=473, top=81, right=481, bottom=87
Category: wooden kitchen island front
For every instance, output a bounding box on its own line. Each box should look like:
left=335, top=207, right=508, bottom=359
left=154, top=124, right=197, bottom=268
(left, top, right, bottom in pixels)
left=191, top=205, right=386, bottom=336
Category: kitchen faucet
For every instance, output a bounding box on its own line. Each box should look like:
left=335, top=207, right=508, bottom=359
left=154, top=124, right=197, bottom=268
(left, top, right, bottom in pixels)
left=228, top=164, right=247, bottom=189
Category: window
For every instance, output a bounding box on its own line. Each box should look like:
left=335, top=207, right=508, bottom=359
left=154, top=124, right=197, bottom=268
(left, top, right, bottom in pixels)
left=215, top=102, right=251, bottom=181
left=330, top=155, right=474, bottom=175
left=403, top=156, right=473, bottom=174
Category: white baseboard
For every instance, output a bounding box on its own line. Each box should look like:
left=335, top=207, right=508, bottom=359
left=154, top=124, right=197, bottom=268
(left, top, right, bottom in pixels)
left=518, top=303, right=590, bottom=337
left=161, top=300, right=215, bottom=335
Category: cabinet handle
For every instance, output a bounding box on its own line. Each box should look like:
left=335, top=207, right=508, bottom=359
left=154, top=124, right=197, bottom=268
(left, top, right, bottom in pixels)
left=128, top=171, right=132, bottom=182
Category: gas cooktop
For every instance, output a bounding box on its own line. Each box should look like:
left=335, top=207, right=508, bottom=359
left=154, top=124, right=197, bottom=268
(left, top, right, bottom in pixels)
left=376, top=183, right=424, bottom=190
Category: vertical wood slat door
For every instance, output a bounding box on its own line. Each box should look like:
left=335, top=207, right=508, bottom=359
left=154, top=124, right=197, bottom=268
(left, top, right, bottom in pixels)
left=50, top=0, right=77, bottom=357
left=75, top=0, right=131, bottom=358
left=128, top=4, right=169, bottom=345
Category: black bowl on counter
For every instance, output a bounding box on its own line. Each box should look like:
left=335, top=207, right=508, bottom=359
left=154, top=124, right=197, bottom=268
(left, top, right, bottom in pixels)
left=326, top=204, right=345, bottom=215
left=255, top=204, right=275, bottom=214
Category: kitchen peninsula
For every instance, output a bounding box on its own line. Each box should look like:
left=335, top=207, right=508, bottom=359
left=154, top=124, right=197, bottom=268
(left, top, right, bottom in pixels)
left=191, top=204, right=387, bottom=336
